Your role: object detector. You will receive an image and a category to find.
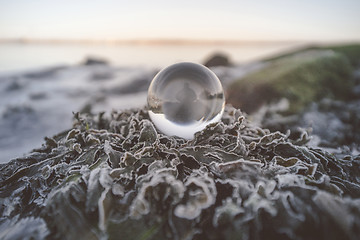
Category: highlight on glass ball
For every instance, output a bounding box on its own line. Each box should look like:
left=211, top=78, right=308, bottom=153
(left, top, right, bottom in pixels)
left=147, top=62, right=225, bottom=139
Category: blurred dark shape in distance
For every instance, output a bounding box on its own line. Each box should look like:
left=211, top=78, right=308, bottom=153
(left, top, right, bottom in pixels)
left=82, top=56, right=108, bottom=66
left=204, top=53, right=231, bottom=67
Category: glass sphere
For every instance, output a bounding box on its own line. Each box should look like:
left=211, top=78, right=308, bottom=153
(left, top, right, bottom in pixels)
left=147, top=62, right=225, bottom=139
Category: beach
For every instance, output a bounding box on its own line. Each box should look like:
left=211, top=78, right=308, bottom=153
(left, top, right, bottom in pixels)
left=0, top=42, right=303, bottom=163
left=0, top=42, right=360, bottom=239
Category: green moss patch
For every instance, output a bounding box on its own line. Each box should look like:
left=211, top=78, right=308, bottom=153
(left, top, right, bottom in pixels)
left=227, top=49, right=354, bottom=114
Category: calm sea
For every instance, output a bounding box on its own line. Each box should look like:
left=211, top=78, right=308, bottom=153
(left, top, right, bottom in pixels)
left=0, top=42, right=305, bottom=73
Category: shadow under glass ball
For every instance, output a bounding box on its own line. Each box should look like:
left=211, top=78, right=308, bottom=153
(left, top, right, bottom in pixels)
left=148, top=62, right=225, bottom=139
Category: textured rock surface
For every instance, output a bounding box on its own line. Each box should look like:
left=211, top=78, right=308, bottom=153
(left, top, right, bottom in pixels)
left=1, top=106, right=360, bottom=240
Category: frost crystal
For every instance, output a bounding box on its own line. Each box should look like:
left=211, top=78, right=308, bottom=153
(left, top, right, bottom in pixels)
left=0, top=106, right=359, bottom=240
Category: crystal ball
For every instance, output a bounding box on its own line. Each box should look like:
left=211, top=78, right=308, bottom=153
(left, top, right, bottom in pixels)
left=147, top=62, right=225, bottom=139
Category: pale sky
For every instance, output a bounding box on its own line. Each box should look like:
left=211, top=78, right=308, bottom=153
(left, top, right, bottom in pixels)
left=0, top=0, right=359, bottom=41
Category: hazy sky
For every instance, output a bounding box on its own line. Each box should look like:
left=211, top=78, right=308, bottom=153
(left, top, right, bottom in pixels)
left=0, top=0, right=359, bottom=41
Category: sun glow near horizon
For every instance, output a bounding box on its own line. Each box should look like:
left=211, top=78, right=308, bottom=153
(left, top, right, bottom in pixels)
left=0, top=0, right=360, bottom=43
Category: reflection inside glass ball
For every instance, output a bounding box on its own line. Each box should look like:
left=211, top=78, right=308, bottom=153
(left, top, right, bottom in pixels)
left=147, top=62, right=225, bottom=139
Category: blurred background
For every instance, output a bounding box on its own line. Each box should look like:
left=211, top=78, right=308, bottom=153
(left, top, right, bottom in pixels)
left=1, top=0, right=359, bottom=72
left=1, top=0, right=359, bottom=162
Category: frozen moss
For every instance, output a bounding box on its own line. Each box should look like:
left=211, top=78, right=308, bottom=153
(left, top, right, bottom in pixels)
left=0, top=106, right=360, bottom=240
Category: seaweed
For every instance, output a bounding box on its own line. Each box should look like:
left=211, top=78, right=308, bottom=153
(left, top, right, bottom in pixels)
left=0, top=106, right=359, bottom=240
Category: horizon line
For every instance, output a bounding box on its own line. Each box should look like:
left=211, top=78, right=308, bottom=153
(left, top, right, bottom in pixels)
left=0, top=38, right=358, bottom=46
left=0, top=37, right=316, bottom=46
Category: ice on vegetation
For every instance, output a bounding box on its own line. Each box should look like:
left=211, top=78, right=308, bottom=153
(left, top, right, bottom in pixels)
left=0, top=106, right=359, bottom=240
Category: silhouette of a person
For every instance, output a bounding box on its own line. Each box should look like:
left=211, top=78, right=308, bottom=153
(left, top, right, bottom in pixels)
left=176, top=82, right=196, bottom=103
left=163, top=82, right=202, bottom=124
